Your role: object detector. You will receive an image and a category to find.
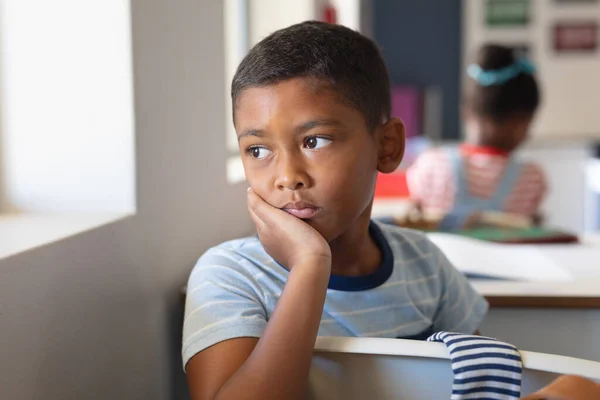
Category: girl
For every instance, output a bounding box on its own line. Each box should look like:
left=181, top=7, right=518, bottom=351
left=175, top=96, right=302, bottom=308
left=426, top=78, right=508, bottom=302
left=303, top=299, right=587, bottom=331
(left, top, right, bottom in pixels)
left=407, top=44, right=547, bottom=229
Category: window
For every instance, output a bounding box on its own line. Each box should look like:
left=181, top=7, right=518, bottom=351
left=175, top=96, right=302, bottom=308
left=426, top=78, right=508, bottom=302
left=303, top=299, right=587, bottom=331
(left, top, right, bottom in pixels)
left=0, top=1, right=135, bottom=258
left=224, top=0, right=250, bottom=183
left=0, top=0, right=135, bottom=213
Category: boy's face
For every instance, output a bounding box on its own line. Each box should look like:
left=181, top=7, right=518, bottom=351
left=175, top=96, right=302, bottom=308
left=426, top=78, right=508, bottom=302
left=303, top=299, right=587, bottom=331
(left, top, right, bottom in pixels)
left=234, top=78, right=404, bottom=242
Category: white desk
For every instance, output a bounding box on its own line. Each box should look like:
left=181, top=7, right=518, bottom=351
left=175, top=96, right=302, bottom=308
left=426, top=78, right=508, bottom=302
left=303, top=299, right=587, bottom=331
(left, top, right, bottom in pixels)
left=467, top=235, right=600, bottom=362
left=373, top=199, right=600, bottom=361
left=373, top=199, right=600, bottom=308
left=472, top=235, right=600, bottom=308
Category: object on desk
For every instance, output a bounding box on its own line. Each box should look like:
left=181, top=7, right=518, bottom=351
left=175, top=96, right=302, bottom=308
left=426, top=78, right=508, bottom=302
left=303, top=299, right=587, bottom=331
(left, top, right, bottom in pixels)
left=390, top=205, right=530, bottom=230
left=427, top=233, right=572, bottom=282
left=458, top=227, right=579, bottom=244
left=478, top=211, right=532, bottom=229
left=390, top=203, right=534, bottom=231
left=387, top=205, right=579, bottom=244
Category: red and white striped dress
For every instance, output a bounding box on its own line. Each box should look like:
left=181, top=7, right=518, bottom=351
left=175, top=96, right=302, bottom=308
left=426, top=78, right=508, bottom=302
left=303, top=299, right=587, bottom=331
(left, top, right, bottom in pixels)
left=406, top=145, right=547, bottom=217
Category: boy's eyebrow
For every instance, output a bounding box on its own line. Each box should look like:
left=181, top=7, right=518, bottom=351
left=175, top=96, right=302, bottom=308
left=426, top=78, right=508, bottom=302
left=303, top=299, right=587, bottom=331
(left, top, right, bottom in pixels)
left=237, top=119, right=342, bottom=141
left=295, top=119, right=342, bottom=134
left=237, top=129, right=264, bottom=141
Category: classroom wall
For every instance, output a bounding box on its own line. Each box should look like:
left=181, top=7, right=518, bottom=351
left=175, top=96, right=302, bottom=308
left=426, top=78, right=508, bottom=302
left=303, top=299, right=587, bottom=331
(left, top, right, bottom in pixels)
left=372, top=0, right=462, bottom=139
left=0, top=1, right=253, bottom=399
left=249, top=0, right=317, bottom=45
left=463, top=0, right=600, bottom=139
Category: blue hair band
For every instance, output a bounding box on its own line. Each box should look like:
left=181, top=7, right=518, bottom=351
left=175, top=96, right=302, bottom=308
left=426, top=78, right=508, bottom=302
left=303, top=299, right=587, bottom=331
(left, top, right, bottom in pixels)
left=467, top=58, right=536, bottom=86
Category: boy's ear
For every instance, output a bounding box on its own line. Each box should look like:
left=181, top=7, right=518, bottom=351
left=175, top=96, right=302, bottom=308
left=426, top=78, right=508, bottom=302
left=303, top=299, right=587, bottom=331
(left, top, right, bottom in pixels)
left=377, top=117, right=405, bottom=173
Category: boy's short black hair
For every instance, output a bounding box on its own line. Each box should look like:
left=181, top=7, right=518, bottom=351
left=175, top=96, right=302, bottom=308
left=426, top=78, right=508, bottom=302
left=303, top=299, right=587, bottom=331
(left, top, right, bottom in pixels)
left=463, top=44, right=540, bottom=122
left=231, top=21, right=391, bottom=130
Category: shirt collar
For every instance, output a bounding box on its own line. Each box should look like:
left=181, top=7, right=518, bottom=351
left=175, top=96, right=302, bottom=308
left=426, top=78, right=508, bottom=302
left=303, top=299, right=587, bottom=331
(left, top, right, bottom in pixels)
left=460, top=144, right=510, bottom=157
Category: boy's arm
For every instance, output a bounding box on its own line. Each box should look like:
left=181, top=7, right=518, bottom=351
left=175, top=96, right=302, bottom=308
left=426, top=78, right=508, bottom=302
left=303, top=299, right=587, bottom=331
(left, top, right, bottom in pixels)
left=186, top=189, right=331, bottom=400
left=187, top=260, right=329, bottom=400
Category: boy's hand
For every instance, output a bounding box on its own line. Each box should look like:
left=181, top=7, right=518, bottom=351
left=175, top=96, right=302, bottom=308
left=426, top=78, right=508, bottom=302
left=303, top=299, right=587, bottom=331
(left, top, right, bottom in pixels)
left=247, top=188, right=331, bottom=270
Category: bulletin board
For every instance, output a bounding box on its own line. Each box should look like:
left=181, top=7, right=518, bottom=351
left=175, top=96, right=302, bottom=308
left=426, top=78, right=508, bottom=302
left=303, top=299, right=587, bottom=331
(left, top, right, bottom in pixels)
left=462, top=0, right=600, bottom=139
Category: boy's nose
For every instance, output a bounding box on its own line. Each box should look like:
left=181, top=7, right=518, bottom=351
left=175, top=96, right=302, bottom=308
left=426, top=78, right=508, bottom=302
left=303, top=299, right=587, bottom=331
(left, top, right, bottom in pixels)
left=276, top=178, right=304, bottom=191
left=274, top=154, right=309, bottom=191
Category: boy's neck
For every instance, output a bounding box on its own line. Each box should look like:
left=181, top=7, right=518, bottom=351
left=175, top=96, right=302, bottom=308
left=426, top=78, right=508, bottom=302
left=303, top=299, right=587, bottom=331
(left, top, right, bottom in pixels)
left=328, top=205, right=381, bottom=277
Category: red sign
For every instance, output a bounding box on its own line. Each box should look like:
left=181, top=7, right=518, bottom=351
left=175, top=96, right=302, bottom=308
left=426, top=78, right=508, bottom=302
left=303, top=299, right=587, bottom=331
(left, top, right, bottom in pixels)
left=554, top=22, right=598, bottom=52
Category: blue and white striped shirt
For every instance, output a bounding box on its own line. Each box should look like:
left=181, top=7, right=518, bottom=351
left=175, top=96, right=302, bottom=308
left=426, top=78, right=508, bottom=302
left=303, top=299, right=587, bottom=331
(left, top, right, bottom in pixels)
left=428, top=332, right=523, bottom=399
left=183, top=221, right=489, bottom=369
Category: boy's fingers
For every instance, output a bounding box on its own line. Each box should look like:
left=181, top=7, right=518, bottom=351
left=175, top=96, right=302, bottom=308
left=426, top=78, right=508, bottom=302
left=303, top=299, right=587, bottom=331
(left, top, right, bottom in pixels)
left=247, top=188, right=275, bottom=227
left=247, top=203, right=264, bottom=229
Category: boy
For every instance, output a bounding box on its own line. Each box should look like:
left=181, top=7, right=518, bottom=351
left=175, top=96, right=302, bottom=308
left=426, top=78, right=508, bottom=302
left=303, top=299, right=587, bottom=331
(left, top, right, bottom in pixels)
left=183, top=21, right=488, bottom=400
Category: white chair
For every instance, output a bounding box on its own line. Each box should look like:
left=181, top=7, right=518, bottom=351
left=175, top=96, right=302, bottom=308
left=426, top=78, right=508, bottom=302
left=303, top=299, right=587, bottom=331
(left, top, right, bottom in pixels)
left=309, top=337, right=600, bottom=400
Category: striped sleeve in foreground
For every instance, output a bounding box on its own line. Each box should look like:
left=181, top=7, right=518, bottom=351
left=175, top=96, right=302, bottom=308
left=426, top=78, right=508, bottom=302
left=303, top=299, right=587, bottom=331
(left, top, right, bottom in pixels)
left=428, top=332, right=523, bottom=400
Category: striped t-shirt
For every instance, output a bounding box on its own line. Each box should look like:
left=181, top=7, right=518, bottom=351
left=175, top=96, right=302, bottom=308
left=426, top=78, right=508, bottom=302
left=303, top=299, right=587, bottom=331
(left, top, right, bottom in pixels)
left=182, top=221, right=489, bottom=369
left=407, top=145, right=547, bottom=217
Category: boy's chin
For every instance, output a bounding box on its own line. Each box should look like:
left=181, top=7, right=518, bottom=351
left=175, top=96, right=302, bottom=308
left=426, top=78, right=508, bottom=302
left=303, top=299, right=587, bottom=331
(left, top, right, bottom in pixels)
left=300, top=209, right=372, bottom=243
left=301, top=218, right=333, bottom=241
left=304, top=218, right=352, bottom=244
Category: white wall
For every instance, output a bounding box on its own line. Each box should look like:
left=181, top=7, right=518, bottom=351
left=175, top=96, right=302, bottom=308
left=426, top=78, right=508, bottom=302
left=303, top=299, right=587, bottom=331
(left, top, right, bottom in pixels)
left=0, top=1, right=135, bottom=213
left=0, top=1, right=252, bottom=398
left=248, top=0, right=317, bottom=45
left=330, top=0, right=361, bottom=31
left=462, top=0, right=600, bottom=139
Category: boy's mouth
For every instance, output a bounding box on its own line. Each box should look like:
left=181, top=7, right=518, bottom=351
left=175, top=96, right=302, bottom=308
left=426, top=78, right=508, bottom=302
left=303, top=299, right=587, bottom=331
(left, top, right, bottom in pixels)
left=281, top=201, right=321, bottom=219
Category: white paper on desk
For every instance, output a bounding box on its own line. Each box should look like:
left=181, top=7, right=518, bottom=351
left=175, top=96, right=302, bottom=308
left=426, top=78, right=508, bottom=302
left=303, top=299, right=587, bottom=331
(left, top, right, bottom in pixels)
left=426, top=233, right=572, bottom=282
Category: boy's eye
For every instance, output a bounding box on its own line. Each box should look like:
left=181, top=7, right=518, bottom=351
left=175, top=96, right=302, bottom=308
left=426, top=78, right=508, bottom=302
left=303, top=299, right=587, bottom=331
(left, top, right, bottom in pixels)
left=304, top=137, right=332, bottom=150
left=248, top=146, right=272, bottom=159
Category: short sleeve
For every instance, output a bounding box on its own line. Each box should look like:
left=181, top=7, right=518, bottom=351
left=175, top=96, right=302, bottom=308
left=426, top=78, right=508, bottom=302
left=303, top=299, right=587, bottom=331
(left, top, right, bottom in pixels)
left=182, top=250, right=267, bottom=370
left=406, top=149, right=453, bottom=210
left=428, top=241, right=489, bottom=334
left=406, top=152, right=430, bottom=203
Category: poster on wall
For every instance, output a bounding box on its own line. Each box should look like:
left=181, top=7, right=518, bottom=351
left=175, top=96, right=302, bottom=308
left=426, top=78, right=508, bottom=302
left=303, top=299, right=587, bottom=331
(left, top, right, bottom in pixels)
left=486, top=0, right=530, bottom=27
left=553, top=22, right=598, bottom=53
